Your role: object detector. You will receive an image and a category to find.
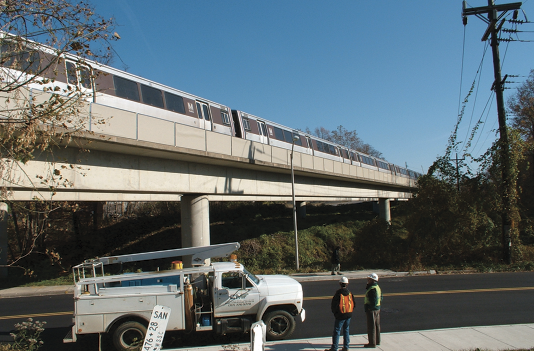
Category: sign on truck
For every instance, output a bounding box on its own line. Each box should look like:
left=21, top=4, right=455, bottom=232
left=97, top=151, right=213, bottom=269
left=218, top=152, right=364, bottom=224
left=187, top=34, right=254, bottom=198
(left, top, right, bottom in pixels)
left=63, top=242, right=305, bottom=351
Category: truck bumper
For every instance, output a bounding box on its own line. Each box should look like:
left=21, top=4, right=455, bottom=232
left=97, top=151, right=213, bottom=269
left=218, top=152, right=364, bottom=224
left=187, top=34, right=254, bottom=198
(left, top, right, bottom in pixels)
left=300, top=308, right=306, bottom=322
left=63, top=325, right=77, bottom=343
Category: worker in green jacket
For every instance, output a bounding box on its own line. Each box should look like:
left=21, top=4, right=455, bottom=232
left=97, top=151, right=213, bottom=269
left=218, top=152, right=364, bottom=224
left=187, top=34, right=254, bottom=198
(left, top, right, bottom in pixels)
left=364, top=273, right=382, bottom=348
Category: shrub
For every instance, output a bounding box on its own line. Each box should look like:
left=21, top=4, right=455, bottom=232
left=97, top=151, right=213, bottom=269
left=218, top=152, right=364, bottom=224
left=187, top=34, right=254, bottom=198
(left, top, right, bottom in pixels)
left=9, top=318, right=46, bottom=351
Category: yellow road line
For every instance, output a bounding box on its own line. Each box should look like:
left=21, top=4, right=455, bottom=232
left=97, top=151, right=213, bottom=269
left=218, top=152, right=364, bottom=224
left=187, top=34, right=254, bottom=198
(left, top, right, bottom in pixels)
left=2, top=286, right=533, bottom=320
left=304, top=286, right=534, bottom=301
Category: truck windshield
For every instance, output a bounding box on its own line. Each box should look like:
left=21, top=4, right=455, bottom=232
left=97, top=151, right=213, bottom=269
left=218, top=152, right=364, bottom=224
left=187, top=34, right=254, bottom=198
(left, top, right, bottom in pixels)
left=243, top=268, right=260, bottom=285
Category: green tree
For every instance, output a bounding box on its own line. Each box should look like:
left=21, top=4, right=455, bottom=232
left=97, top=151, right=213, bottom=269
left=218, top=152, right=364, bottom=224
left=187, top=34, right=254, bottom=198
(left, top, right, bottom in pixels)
left=508, top=69, right=534, bottom=142
left=507, top=70, right=534, bottom=245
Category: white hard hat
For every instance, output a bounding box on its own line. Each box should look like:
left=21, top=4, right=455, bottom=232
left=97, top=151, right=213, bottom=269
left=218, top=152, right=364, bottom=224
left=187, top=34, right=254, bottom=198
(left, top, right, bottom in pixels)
left=368, top=273, right=379, bottom=281
left=339, top=276, right=349, bottom=284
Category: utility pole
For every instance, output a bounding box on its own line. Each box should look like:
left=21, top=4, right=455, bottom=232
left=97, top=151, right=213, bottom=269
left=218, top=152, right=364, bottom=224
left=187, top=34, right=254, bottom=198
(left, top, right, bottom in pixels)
left=452, top=153, right=465, bottom=191
left=462, top=0, right=522, bottom=264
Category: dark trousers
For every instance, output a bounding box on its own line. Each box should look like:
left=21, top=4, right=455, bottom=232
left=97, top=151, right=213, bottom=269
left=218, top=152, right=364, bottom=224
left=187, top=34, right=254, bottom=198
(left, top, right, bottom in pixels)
left=366, top=310, right=381, bottom=346
left=331, top=317, right=351, bottom=350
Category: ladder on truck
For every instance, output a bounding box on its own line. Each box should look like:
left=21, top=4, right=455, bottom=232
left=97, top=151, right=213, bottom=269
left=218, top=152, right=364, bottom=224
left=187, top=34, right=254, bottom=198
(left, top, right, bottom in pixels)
left=72, top=242, right=240, bottom=283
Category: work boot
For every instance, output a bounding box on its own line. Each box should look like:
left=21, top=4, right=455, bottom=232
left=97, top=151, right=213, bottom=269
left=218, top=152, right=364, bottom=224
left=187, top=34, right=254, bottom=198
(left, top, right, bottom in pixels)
left=364, top=344, right=376, bottom=348
left=341, top=347, right=349, bottom=351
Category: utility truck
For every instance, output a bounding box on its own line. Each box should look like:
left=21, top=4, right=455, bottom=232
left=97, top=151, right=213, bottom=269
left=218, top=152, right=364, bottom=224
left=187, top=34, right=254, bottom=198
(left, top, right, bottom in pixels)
left=63, top=242, right=305, bottom=350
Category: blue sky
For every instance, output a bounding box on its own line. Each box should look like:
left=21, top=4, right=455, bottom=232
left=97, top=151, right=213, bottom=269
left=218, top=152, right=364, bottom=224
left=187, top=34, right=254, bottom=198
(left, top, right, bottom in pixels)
left=91, top=1, right=534, bottom=173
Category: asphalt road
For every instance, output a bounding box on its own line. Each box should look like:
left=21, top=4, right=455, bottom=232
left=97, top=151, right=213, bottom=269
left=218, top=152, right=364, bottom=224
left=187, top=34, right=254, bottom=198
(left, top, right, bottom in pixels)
left=1, top=272, right=533, bottom=350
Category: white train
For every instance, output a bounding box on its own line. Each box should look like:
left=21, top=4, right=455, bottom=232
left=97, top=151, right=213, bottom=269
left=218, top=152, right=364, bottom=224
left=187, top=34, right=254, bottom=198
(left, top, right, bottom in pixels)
left=1, top=34, right=421, bottom=180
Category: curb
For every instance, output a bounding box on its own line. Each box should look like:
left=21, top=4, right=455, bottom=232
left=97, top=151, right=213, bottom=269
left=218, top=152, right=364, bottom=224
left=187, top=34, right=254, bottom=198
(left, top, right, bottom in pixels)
left=0, top=285, right=75, bottom=299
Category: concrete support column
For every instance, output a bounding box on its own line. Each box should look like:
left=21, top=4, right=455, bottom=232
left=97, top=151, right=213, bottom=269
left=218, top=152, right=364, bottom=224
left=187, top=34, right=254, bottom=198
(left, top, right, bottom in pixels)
left=297, top=201, right=306, bottom=219
left=0, top=203, right=8, bottom=278
left=181, top=195, right=210, bottom=267
left=378, top=198, right=391, bottom=224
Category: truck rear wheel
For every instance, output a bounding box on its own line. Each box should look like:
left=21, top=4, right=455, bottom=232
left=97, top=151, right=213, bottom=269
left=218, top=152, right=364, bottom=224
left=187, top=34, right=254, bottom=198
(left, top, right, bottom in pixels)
left=112, top=321, right=147, bottom=351
left=263, top=310, right=296, bottom=340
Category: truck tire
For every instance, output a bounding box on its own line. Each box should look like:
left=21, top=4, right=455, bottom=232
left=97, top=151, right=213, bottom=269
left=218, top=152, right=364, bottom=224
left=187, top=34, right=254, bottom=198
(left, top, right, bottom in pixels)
left=112, top=321, right=147, bottom=351
left=262, top=310, right=296, bottom=340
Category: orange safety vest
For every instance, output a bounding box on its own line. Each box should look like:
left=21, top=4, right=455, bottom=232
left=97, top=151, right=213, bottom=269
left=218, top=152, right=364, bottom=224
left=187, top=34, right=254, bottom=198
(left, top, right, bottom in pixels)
left=339, top=293, right=354, bottom=313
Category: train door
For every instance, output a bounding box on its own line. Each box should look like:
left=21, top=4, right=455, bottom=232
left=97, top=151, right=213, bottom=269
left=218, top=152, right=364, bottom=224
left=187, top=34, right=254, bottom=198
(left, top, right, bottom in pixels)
left=307, top=137, right=314, bottom=155
left=257, top=121, right=268, bottom=144
left=196, top=101, right=212, bottom=131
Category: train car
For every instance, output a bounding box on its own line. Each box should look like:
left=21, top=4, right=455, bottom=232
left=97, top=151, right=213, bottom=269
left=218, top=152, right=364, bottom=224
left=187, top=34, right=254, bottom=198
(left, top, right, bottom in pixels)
left=231, top=110, right=311, bottom=155
left=1, top=33, right=421, bottom=181
left=307, top=136, right=343, bottom=163
left=90, top=63, right=235, bottom=137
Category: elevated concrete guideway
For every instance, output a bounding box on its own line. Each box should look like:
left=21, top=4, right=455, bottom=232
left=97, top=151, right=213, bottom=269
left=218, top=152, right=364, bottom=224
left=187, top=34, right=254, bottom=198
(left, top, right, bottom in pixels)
left=4, top=127, right=414, bottom=202
left=3, top=91, right=416, bottom=202
left=2, top=90, right=417, bottom=258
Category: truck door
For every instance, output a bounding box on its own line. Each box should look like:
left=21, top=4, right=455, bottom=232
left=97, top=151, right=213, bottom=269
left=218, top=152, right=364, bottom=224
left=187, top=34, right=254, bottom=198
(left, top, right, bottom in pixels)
left=196, top=101, right=212, bottom=131
left=215, top=271, right=260, bottom=317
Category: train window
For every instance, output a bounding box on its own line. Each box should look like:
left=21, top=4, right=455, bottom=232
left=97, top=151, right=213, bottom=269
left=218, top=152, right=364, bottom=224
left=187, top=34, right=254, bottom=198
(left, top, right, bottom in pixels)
left=242, top=117, right=251, bottom=131
left=283, top=130, right=293, bottom=143
left=141, top=84, right=164, bottom=108
left=274, top=127, right=285, bottom=141
left=164, top=92, right=185, bottom=114
left=202, top=104, right=211, bottom=121
left=23, top=51, right=40, bottom=73
left=329, top=145, right=338, bottom=155
left=196, top=102, right=211, bottom=121
left=377, top=161, right=389, bottom=170
left=221, top=111, right=230, bottom=125
left=315, top=140, right=324, bottom=152
left=114, top=76, right=140, bottom=102
left=79, top=66, right=92, bottom=89
left=292, top=133, right=302, bottom=146
left=360, top=155, right=375, bottom=166
left=66, top=61, right=77, bottom=85
left=66, top=61, right=93, bottom=89
left=258, top=122, right=267, bottom=136
left=1, top=43, right=15, bottom=67
left=1, top=44, right=40, bottom=74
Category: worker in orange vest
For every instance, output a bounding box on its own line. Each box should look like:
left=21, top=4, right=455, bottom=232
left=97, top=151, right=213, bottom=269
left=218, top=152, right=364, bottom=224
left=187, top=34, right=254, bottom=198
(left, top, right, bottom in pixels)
left=325, top=276, right=355, bottom=351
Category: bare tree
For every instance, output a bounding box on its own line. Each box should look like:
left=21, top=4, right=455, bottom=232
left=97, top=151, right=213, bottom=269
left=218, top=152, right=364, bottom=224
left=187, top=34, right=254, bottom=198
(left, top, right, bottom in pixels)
left=308, top=125, right=384, bottom=159
left=0, top=0, right=118, bottom=274
left=0, top=0, right=118, bottom=195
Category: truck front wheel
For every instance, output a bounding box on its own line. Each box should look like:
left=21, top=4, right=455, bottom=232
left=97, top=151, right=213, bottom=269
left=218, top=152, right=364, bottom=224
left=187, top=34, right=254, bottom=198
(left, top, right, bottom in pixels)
left=262, top=310, right=296, bottom=340
left=112, top=321, right=147, bottom=351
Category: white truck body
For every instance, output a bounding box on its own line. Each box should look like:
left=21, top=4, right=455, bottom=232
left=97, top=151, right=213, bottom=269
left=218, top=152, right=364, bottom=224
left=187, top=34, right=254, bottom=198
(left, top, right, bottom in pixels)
left=64, top=243, right=305, bottom=350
